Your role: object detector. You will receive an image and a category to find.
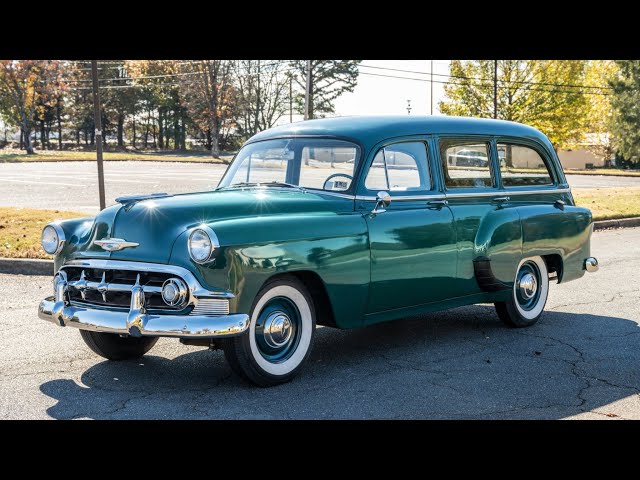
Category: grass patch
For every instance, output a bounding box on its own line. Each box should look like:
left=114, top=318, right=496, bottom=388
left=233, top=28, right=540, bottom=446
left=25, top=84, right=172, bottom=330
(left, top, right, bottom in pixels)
left=565, top=168, right=640, bottom=177
left=573, top=187, right=640, bottom=221
left=0, top=208, right=86, bottom=259
left=0, top=149, right=232, bottom=164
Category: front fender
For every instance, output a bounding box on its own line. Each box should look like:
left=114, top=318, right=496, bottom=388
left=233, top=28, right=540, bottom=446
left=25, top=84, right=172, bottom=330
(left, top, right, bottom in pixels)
left=169, top=213, right=371, bottom=329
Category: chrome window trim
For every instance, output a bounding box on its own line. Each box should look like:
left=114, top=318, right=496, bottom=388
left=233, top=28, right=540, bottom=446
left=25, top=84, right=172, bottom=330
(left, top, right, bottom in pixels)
left=354, top=187, right=571, bottom=202
left=61, top=259, right=233, bottom=299
left=43, top=223, right=66, bottom=255
left=444, top=188, right=570, bottom=198
left=356, top=194, right=447, bottom=202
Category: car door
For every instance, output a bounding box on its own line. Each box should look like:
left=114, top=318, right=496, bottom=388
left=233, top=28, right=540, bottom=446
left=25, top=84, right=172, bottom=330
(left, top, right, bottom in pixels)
left=438, top=136, right=518, bottom=295
left=358, top=139, right=457, bottom=314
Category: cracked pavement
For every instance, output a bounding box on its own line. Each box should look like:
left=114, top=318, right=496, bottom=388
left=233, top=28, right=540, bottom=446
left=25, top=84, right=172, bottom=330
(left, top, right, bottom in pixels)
left=0, top=227, right=638, bottom=419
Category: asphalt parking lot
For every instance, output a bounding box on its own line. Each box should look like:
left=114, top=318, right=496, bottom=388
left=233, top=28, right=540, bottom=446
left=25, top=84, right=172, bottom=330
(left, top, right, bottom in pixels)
left=1, top=227, right=638, bottom=419
left=1, top=161, right=639, bottom=214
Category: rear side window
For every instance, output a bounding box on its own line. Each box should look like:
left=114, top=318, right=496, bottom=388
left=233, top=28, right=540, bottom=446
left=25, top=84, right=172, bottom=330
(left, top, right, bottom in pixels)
left=440, top=140, right=493, bottom=188
left=497, top=143, right=554, bottom=187
left=365, top=142, right=430, bottom=192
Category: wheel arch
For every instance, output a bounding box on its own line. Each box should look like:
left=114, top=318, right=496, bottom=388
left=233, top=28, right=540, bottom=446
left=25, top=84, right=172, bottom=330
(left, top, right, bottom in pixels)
left=256, top=271, right=337, bottom=328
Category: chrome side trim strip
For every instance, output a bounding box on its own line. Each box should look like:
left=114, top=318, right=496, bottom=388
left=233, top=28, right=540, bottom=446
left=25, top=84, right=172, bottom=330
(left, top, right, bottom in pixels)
left=61, top=259, right=234, bottom=299
left=314, top=190, right=357, bottom=200
left=355, top=188, right=570, bottom=202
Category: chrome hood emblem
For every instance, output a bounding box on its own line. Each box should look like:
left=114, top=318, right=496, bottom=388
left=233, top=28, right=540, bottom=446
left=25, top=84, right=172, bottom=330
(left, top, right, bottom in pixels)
left=94, top=238, right=140, bottom=252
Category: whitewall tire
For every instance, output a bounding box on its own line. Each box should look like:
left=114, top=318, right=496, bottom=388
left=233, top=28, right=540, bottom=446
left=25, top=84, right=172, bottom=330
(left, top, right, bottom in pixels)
left=222, top=276, right=316, bottom=387
left=495, top=256, right=549, bottom=328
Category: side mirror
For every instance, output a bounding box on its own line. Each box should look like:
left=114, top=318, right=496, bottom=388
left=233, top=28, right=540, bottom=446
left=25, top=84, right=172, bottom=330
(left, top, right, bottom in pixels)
left=372, top=191, right=391, bottom=214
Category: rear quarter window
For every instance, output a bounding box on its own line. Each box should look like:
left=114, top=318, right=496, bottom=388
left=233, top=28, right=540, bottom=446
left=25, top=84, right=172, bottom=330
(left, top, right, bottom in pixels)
left=497, top=143, right=554, bottom=187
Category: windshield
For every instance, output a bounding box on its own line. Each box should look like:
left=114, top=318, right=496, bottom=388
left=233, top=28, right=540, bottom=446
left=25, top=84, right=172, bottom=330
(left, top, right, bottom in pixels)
left=218, top=138, right=360, bottom=192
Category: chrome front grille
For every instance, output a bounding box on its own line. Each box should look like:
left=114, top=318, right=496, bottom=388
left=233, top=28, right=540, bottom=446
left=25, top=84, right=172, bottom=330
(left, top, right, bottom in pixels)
left=60, top=264, right=230, bottom=317
left=191, top=298, right=230, bottom=317
left=62, top=266, right=181, bottom=311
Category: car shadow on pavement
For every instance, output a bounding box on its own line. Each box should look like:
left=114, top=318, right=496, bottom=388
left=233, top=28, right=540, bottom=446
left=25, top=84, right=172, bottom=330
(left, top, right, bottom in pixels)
left=39, top=305, right=640, bottom=419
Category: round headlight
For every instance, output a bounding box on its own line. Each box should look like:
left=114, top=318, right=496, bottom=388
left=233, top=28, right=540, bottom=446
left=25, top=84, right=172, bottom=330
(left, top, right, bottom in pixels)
left=188, top=227, right=216, bottom=263
left=41, top=224, right=64, bottom=255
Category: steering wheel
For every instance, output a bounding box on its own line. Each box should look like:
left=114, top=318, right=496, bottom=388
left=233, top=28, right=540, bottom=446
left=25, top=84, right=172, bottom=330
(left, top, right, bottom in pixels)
left=322, top=173, right=353, bottom=191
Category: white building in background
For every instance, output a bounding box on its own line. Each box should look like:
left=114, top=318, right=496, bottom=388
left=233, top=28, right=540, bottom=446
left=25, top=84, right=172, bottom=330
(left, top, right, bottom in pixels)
left=557, top=133, right=614, bottom=170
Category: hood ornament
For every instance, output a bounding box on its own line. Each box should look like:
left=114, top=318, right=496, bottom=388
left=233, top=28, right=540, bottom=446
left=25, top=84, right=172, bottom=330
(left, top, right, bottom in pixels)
left=94, top=238, right=139, bottom=252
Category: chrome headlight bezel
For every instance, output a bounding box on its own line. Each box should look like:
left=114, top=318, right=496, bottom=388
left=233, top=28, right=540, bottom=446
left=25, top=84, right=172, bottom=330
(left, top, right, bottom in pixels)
left=188, top=226, right=219, bottom=264
left=41, top=223, right=66, bottom=255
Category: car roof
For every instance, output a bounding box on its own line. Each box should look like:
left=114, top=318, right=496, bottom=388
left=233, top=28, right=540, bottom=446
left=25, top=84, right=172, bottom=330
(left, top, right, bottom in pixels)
left=247, top=115, right=554, bottom=152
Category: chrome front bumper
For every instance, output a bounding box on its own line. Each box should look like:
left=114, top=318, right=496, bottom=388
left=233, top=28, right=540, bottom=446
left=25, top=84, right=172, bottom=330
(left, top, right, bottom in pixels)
left=38, top=297, right=248, bottom=337
left=38, top=260, right=249, bottom=338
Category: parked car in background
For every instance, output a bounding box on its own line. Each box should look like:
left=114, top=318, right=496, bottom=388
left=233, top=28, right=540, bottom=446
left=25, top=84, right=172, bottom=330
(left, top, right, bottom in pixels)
left=448, top=148, right=489, bottom=167
left=39, top=116, right=599, bottom=386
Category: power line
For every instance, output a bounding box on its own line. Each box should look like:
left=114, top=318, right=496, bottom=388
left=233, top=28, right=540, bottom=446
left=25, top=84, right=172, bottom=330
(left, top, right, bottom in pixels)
left=359, top=62, right=612, bottom=91
left=358, top=71, right=611, bottom=96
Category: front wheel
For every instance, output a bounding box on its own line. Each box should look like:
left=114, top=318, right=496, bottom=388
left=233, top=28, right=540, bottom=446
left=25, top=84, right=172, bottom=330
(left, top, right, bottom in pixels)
left=79, top=330, right=158, bottom=360
left=223, top=276, right=316, bottom=387
left=495, top=256, right=549, bottom=328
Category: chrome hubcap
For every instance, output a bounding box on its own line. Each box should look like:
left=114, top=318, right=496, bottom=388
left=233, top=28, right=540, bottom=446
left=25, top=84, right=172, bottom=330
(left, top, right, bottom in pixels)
left=254, top=297, right=302, bottom=363
left=262, top=311, right=293, bottom=348
left=519, top=273, right=537, bottom=299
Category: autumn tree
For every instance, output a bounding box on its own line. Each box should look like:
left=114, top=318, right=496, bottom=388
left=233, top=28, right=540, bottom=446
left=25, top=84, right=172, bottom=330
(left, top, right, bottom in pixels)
left=440, top=60, right=588, bottom=149
left=181, top=60, right=234, bottom=158
left=0, top=60, right=60, bottom=154
left=233, top=60, right=289, bottom=138
left=290, top=60, right=361, bottom=119
left=609, top=60, right=640, bottom=163
left=582, top=61, right=618, bottom=161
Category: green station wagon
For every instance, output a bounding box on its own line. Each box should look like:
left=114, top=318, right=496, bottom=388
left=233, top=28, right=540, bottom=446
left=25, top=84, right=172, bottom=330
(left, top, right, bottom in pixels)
left=39, top=116, right=599, bottom=386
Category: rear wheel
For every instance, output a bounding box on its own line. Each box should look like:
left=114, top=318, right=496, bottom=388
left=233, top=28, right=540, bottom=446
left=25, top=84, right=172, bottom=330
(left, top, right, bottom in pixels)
left=495, top=256, right=549, bottom=328
left=223, top=276, right=316, bottom=387
left=79, top=330, right=158, bottom=360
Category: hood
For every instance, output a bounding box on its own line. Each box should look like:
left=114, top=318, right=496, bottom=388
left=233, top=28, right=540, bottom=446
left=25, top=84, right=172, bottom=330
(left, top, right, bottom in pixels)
left=82, top=188, right=353, bottom=263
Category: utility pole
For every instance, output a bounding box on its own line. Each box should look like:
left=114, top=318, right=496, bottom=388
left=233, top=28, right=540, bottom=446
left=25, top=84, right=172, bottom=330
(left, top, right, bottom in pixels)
left=430, top=60, right=434, bottom=115
left=493, top=60, right=498, bottom=120
left=289, top=74, right=293, bottom=123
left=406, top=99, right=412, bottom=115
left=304, top=60, right=312, bottom=120
left=91, top=60, right=106, bottom=211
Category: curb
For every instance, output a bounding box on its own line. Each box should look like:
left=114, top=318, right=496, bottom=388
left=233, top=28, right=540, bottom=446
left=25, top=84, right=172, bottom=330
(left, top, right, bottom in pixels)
left=0, top=258, right=53, bottom=276
left=593, top=217, right=640, bottom=231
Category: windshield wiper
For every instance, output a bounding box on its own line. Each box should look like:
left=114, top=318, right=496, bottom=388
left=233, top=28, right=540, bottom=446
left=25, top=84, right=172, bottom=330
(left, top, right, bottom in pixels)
left=262, top=181, right=306, bottom=191
left=215, top=182, right=257, bottom=191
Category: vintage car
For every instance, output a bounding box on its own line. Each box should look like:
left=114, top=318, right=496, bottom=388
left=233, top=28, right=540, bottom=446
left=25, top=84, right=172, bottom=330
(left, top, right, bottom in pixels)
left=38, top=116, right=599, bottom=387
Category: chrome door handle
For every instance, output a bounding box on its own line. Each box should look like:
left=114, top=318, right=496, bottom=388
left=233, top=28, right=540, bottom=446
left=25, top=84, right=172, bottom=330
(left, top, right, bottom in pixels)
left=427, top=200, right=448, bottom=208
left=492, top=196, right=510, bottom=203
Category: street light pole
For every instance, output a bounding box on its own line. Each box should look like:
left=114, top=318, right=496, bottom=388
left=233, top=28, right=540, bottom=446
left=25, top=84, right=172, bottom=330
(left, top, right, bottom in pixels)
left=91, top=60, right=106, bottom=211
left=304, top=60, right=311, bottom=120
left=406, top=99, right=412, bottom=115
